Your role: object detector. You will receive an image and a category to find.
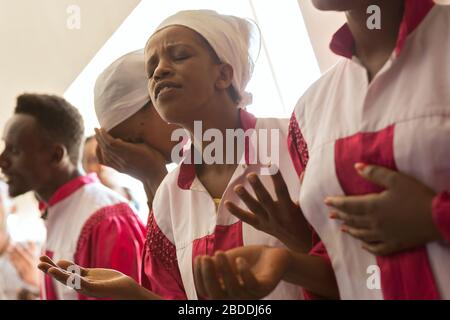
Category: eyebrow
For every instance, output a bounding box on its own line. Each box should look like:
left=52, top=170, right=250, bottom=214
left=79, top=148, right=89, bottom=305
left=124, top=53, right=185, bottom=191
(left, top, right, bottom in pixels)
left=146, top=42, right=196, bottom=75
left=147, top=42, right=195, bottom=60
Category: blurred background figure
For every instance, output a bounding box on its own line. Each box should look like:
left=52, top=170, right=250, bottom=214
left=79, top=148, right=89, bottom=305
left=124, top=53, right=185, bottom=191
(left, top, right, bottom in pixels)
left=82, top=135, right=141, bottom=213
left=0, top=179, right=39, bottom=300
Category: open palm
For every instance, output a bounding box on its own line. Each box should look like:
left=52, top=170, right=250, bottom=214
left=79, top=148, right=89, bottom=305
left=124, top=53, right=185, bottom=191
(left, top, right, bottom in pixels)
left=38, top=256, right=143, bottom=300
left=194, top=245, right=291, bottom=299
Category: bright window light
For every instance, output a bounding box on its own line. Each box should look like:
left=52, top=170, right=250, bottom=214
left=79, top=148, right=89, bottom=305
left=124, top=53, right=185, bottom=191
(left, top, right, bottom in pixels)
left=64, top=0, right=320, bottom=132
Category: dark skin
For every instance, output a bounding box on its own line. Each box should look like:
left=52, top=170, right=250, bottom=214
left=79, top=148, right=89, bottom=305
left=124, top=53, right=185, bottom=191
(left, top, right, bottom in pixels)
left=146, top=26, right=242, bottom=199
left=0, top=114, right=81, bottom=202
left=346, top=0, right=404, bottom=81
left=37, top=24, right=260, bottom=300
left=94, top=103, right=180, bottom=208
left=107, top=103, right=179, bottom=163
left=195, top=0, right=415, bottom=300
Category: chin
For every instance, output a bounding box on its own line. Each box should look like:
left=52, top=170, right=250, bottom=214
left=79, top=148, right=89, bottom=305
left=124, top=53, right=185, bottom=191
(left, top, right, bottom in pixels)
left=155, top=105, right=187, bottom=127
left=312, top=0, right=359, bottom=11
left=8, top=186, right=28, bottom=198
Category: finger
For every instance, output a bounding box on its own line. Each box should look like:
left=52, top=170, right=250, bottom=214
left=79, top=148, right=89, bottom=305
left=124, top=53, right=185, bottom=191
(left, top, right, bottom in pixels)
left=96, top=144, right=105, bottom=165
left=355, top=163, right=398, bottom=189
left=38, top=262, right=56, bottom=274
left=194, top=256, right=207, bottom=298
left=225, top=201, right=260, bottom=229
left=98, top=129, right=125, bottom=152
left=270, top=168, right=292, bottom=204
left=94, top=128, right=107, bottom=148
left=236, top=258, right=259, bottom=295
left=94, top=132, right=116, bottom=157
left=47, top=267, right=74, bottom=286
left=39, top=255, right=58, bottom=268
left=98, top=129, right=118, bottom=149
left=247, top=173, right=275, bottom=211
left=101, top=150, right=125, bottom=169
left=234, top=185, right=268, bottom=219
left=330, top=211, right=370, bottom=228
left=14, top=244, right=34, bottom=261
left=201, top=257, right=227, bottom=299
left=21, top=244, right=36, bottom=259
left=216, top=252, right=244, bottom=299
left=341, top=225, right=382, bottom=243
left=324, top=194, right=378, bottom=217
left=56, top=260, right=87, bottom=277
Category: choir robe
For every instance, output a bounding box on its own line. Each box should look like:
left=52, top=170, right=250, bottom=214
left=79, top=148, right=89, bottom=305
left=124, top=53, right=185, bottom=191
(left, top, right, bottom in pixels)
left=141, top=109, right=305, bottom=300
left=288, top=0, right=450, bottom=299
left=41, top=173, right=146, bottom=300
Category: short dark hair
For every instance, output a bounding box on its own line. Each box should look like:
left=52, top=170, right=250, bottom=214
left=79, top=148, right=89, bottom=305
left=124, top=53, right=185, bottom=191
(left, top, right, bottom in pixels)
left=15, top=94, right=85, bottom=165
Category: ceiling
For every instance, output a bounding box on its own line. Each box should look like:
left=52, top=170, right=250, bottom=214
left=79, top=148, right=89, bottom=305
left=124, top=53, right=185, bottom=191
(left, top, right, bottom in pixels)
left=0, top=0, right=344, bottom=135
left=0, top=0, right=141, bottom=133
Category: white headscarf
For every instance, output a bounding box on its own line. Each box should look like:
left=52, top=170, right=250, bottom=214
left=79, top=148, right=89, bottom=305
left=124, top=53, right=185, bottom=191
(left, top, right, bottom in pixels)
left=94, top=49, right=150, bottom=131
left=149, top=10, right=261, bottom=108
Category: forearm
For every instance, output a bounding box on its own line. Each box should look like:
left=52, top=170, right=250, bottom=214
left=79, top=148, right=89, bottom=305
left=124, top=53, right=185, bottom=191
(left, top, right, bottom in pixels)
left=280, top=217, right=313, bottom=254
left=283, top=251, right=339, bottom=299
left=133, top=285, right=163, bottom=300
left=107, top=278, right=163, bottom=300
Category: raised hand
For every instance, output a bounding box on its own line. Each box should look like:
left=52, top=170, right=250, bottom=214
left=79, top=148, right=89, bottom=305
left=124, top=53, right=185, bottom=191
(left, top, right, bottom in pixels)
left=225, top=168, right=311, bottom=252
left=8, top=241, right=40, bottom=287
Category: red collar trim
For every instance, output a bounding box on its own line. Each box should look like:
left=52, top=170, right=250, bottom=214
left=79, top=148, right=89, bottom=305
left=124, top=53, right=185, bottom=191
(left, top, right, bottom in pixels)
left=177, top=109, right=257, bottom=190
left=47, top=173, right=99, bottom=208
left=330, top=0, right=435, bottom=59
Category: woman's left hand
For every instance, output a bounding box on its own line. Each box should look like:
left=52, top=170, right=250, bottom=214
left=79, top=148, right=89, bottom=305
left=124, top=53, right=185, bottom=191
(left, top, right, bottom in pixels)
left=95, top=128, right=167, bottom=183
left=325, top=163, right=443, bottom=256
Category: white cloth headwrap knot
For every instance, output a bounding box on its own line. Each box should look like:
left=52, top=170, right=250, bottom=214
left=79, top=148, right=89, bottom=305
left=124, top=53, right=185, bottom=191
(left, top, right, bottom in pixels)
left=152, top=10, right=261, bottom=109
left=94, top=49, right=150, bottom=131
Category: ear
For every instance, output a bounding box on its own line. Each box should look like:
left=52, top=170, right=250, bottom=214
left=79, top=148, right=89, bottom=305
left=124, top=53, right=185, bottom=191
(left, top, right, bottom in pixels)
left=50, top=144, right=67, bottom=164
left=215, top=63, right=234, bottom=91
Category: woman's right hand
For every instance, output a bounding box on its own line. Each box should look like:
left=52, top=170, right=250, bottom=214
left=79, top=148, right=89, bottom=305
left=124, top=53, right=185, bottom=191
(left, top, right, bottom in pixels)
left=38, top=256, right=158, bottom=300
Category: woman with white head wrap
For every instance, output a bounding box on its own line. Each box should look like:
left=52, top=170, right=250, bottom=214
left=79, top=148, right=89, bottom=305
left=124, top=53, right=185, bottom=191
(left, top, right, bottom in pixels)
left=149, top=9, right=261, bottom=110
left=92, top=49, right=180, bottom=207
left=40, top=10, right=307, bottom=301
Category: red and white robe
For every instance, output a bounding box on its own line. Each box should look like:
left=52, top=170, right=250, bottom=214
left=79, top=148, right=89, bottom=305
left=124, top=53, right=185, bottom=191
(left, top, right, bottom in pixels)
left=141, top=109, right=304, bottom=300
left=41, top=173, right=145, bottom=300
left=289, top=1, right=450, bottom=299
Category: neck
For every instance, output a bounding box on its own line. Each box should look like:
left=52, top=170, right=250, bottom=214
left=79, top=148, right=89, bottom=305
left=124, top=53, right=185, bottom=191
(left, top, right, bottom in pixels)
left=37, top=166, right=82, bottom=203
left=346, top=0, right=404, bottom=80
left=186, top=98, right=241, bottom=172
left=189, top=100, right=240, bottom=146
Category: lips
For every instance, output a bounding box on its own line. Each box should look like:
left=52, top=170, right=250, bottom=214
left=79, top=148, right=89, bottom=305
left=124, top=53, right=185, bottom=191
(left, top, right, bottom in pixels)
left=154, top=81, right=182, bottom=100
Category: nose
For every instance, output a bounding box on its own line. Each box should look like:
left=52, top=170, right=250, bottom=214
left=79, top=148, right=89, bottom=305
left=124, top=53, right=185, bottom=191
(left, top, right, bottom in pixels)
left=153, top=59, right=173, bottom=81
